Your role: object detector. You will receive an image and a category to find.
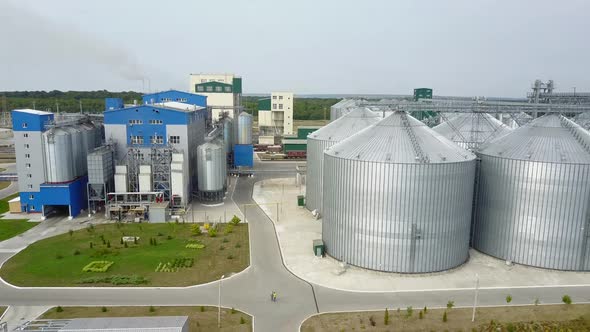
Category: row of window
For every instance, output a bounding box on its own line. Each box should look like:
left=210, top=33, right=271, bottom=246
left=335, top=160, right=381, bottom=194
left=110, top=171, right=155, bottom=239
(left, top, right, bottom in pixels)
left=129, top=135, right=180, bottom=145
left=149, top=120, right=163, bottom=125
left=129, top=119, right=143, bottom=125
left=273, top=104, right=290, bottom=110
left=161, top=98, right=188, bottom=102
left=130, top=119, right=165, bottom=125
left=200, top=79, right=226, bottom=83
left=272, top=95, right=289, bottom=100
left=196, top=85, right=232, bottom=93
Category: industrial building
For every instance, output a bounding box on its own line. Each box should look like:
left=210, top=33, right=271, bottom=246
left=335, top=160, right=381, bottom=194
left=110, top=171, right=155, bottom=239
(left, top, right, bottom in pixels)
left=322, top=112, right=476, bottom=273
left=330, top=99, right=358, bottom=121
left=19, top=316, right=188, bottom=332
left=189, top=73, right=243, bottom=121
left=12, top=109, right=102, bottom=218
left=196, top=139, right=227, bottom=203
left=258, top=92, right=294, bottom=136
left=306, top=107, right=381, bottom=214
left=432, top=113, right=512, bottom=150
left=472, top=114, right=590, bottom=271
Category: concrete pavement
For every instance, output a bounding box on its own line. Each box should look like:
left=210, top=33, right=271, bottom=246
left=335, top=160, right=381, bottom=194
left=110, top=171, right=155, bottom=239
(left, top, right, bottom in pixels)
left=0, top=160, right=589, bottom=331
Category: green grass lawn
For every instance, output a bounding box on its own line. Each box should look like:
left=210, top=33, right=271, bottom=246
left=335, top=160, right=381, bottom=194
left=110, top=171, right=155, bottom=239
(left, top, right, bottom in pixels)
left=0, top=219, right=39, bottom=242
left=0, top=193, right=18, bottom=214
left=0, top=222, right=249, bottom=287
left=0, top=182, right=11, bottom=190
left=42, top=306, right=251, bottom=332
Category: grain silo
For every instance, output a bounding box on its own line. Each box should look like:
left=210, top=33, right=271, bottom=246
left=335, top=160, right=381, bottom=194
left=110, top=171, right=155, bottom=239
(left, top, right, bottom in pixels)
left=574, top=112, right=590, bottom=131
left=473, top=114, right=590, bottom=271
left=197, top=140, right=227, bottom=203
left=433, top=113, right=512, bottom=150
left=330, top=99, right=358, bottom=121
left=43, top=127, right=75, bottom=183
left=322, top=112, right=477, bottom=273
left=306, top=107, right=381, bottom=214
left=237, top=112, right=253, bottom=145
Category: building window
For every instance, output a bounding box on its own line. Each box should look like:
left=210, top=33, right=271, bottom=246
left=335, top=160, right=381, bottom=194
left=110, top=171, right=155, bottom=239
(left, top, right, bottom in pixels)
left=27, top=184, right=33, bottom=189
left=224, top=86, right=231, bottom=92
left=30, top=205, right=35, bottom=211
left=149, top=120, right=163, bottom=125
left=130, top=135, right=144, bottom=145
left=26, top=163, right=31, bottom=168
left=150, top=135, right=163, bottom=144
left=272, top=96, right=277, bottom=100
left=169, top=136, right=180, bottom=144
left=206, top=86, right=213, bottom=92
left=29, top=194, right=34, bottom=200
left=279, top=95, right=283, bottom=100
left=23, top=133, right=29, bottom=138
left=201, top=79, right=207, bottom=83
left=129, top=119, right=143, bottom=125
left=22, top=122, right=28, bottom=128
left=197, top=86, right=205, bottom=92
left=279, top=104, right=283, bottom=110
left=27, top=174, right=32, bottom=178
left=215, top=86, right=223, bottom=92
left=24, top=144, right=30, bottom=148
left=25, top=153, right=30, bottom=158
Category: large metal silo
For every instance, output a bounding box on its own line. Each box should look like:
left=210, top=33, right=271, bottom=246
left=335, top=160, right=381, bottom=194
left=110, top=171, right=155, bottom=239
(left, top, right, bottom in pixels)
left=433, top=113, right=512, bottom=150
left=197, top=140, right=227, bottom=203
left=473, top=114, right=590, bottom=271
left=237, top=112, right=253, bottom=145
left=330, top=99, right=358, bottom=121
left=222, top=118, right=234, bottom=153
left=574, top=112, right=590, bottom=131
left=43, top=127, right=75, bottom=183
left=306, top=107, right=381, bottom=214
left=322, top=112, right=477, bottom=273
left=64, top=126, right=84, bottom=177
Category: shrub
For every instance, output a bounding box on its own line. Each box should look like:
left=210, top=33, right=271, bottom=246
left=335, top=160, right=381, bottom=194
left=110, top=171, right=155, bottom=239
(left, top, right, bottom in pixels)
left=235, top=243, right=241, bottom=248
left=224, top=224, right=234, bottom=235
left=149, top=306, right=155, bottom=312
left=77, top=275, right=148, bottom=285
left=231, top=307, right=236, bottom=314
left=506, top=323, right=516, bottom=332
left=56, top=306, right=63, bottom=312
left=406, top=306, right=413, bottom=318
left=191, top=224, right=202, bottom=236
left=208, top=227, right=217, bottom=238
left=423, top=306, right=427, bottom=313
left=384, top=308, right=389, bottom=325
left=442, top=311, right=447, bottom=322
left=134, top=237, right=138, bottom=244
left=120, top=238, right=124, bottom=245
left=106, top=241, right=111, bottom=248
left=222, top=237, right=229, bottom=243
left=204, top=223, right=210, bottom=230
left=240, top=316, right=245, bottom=324
left=69, top=229, right=74, bottom=237
left=82, top=261, right=114, bottom=272
left=124, top=242, right=128, bottom=248
left=186, top=243, right=205, bottom=249
left=562, top=295, right=572, bottom=304
left=56, top=253, right=63, bottom=259
left=157, top=232, right=164, bottom=236
left=89, top=242, right=93, bottom=248
left=227, top=254, right=234, bottom=260
left=167, top=235, right=172, bottom=240
left=200, top=306, right=205, bottom=312
left=369, top=315, right=376, bottom=327
left=230, top=215, right=241, bottom=225
left=73, top=249, right=80, bottom=256
left=447, top=300, right=454, bottom=309
left=506, top=295, right=512, bottom=303
left=101, top=306, right=107, bottom=312
left=219, top=245, right=225, bottom=251
left=534, top=298, right=540, bottom=306
left=419, top=310, right=423, bottom=319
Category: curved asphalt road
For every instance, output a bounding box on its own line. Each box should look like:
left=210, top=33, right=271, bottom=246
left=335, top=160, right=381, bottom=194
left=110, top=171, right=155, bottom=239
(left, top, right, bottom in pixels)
left=0, top=161, right=589, bottom=331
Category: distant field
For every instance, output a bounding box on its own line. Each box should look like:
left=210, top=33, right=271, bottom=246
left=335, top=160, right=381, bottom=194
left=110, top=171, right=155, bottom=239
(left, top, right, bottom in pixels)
left=301, top=304, right=590, bottom=332
left=41, top=306, right=252, bottom=332
left=0, top=222, right=249, bottom=287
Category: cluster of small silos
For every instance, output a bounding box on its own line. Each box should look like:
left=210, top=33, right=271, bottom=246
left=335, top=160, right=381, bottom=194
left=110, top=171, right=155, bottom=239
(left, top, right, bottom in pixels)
left=311, top=110, right=590, bottom=272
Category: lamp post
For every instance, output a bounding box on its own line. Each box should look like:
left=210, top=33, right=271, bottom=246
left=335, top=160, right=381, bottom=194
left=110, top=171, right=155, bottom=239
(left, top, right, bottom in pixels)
left=471, top=273, right=479, bottom=322
left=218, top=274, right=225, bottom=328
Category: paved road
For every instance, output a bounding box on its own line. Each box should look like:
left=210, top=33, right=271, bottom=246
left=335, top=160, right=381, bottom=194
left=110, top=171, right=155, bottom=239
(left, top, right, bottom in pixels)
left=0, top=160, right=589, bottom=331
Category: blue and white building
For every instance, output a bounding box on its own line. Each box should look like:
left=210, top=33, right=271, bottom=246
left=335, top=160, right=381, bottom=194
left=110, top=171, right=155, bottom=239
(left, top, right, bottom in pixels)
left=12, top=109, right=102, bottom=218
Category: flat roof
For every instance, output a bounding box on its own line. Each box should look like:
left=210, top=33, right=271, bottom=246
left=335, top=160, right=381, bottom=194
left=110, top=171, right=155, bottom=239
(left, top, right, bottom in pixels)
left=157, top=101, right=206, bottom=111
left=13, top=108, right=53, bottom=115
left=60, top=316, right=188, bottom=330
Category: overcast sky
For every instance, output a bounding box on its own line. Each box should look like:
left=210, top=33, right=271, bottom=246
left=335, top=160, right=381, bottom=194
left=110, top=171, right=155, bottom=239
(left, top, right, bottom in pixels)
left=0, top=0, right=588, bottom=97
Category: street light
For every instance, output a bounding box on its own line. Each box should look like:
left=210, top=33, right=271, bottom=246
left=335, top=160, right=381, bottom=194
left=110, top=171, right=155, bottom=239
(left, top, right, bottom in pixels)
left=471, top=273, right=479, bottom=322
left=218, top=274, right=225, bottom=328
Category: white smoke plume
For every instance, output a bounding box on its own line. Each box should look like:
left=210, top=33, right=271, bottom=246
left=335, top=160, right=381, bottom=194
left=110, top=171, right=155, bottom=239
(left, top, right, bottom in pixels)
left=0, top=1, right=145, bottom=81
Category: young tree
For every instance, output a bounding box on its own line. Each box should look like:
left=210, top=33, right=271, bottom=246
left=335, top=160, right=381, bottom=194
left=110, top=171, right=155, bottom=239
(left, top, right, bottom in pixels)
left=562, top=295, right=572, bottom=305
left=384, top=308, right=389, bottom=325
left=446, top=300, right=454, bottom=309
left=442, top=311, right=447, bottom=322
left=506, top=295, right=512, bottom=303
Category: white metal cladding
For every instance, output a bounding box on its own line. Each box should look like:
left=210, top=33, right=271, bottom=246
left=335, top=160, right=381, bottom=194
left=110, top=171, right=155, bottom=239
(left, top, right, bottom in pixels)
left=222, top=118, right=233, bottom=153
left=330, top=99, right=358, bottom=121
left=64, top=126, right=84, bottom=178
left=237, top=112, right=252, bottom=145
left=197, top=140, right=226, bottom=192
left=473, top=114, right=590, bottom=270
left=322, top=112, right=477, bottom=272
left=43, top=128, right=75, bottom=183
left=574, top=112, right=590, bottom=131
left=433, top=113, right=512, bottom=150
left=306, top=108, right=381, bottom=213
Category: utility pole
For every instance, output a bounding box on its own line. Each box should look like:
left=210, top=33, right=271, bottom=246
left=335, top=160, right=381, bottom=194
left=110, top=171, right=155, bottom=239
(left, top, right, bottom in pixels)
left=218, top=274, right=225, bottom=328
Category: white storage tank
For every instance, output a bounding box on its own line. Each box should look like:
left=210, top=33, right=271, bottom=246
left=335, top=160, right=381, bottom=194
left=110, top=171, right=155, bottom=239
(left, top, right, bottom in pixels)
left=197, top=140, right=226, bottom=203
left=43, top=127, right=75, bottom=183
left=171, top=153, right=188, bottom=206
left=63, top=126, right=84, bottom=178
left=237, top=112, right=253, bottom=145
left=473, top=114, right=590, bottom=271
left=139, top=165, right=152, bottom=192
left=322, top=112, right=477, bottom=273
left=114, top=165, right=128, bottom=192
left=222, top=118, right=233, bottom=153
left=306, top=107, right=381, bottom=214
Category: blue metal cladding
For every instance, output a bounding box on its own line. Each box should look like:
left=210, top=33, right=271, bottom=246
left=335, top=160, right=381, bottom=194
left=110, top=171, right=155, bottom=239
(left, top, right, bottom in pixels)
left=234, top=144, right=254, bottom=167
left=19, top=176, right=89, bottom=217
left=322, top=158, right=476, bottom=273
left=473, top=154, right=590, bottom=271
left=105, top=98, right=124, bottom=111
left=142, top=90, right=207, bottom=108
left=11, top=110, right=54, bottom=132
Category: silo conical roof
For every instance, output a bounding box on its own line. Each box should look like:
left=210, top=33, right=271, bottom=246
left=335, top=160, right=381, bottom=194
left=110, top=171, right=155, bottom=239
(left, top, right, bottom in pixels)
left=326, top=111, right=475, bottom=163
left=309, top=107, right=381, bottom=143
left=574, top=112, right=590, bottom=131
left=478, top=114, right=590, bottom=163
left=433, top=113, right=512, bottom=149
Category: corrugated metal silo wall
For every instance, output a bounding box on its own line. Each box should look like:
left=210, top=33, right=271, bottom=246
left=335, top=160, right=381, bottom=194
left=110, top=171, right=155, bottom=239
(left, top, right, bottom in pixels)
left=305, top=138, right=333, bottom=213
left=473, top=154, right=590, bottom=271
left=322, top=157, right=476, bottom=273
